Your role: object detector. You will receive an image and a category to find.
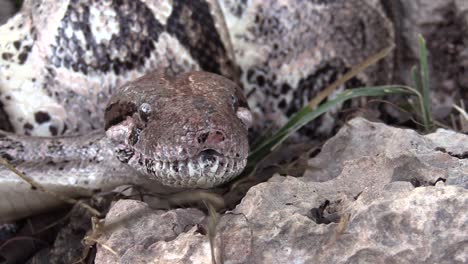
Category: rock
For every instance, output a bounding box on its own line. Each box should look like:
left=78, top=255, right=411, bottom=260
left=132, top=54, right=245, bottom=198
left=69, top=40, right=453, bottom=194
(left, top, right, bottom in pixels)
left=96, top=182, right=467, bottom=264
left=305, top=117, right=468, bottom=189
left=0, top=0, right=15, bottom=25
left=94, top=200, right=206, bottom=264
left=226, top=178, right=467, bottom=264
left=96, top=118, right=467, bottom=263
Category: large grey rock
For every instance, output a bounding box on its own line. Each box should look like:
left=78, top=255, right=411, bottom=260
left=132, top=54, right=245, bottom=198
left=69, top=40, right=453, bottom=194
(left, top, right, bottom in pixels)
left=95, top=118, right=467, bottom=263
left=306, top=117, right=468, bottom=189
left=225, top=178, right=467, bottom=264
left=95, top=182, right=467, bottom=264
left=94, top=200, right=206, bottom=264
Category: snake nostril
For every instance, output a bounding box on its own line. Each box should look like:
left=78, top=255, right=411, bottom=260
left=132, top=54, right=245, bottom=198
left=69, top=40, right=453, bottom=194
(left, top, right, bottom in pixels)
left=197, top=132, right=209, bottom=144
left=207, top=130, right=225, bottom=144
left=197, top=130, right=225, bottom=145
left=214, top=131, right=225, bottom=142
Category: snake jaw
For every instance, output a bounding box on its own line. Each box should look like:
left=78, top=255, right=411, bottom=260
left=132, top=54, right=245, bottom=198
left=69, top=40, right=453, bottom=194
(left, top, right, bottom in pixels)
left=122, top=125, right=248, bottom=188
left=126, top=150, right=247, bottom=188
left=105, top=138, right=247, bottom=188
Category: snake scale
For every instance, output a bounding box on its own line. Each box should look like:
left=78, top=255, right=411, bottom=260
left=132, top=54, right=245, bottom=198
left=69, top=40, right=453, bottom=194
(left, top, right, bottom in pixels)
left=0, top=0, right=393, bottom=221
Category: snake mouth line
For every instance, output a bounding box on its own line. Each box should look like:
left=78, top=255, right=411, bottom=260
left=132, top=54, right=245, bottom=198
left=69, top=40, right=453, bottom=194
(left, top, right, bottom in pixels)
left=141, top=149, right=247, bottom=188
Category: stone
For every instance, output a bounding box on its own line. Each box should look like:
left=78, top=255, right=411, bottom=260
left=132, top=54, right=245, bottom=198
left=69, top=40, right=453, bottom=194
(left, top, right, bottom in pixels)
left=0, top=0, right=15, bottom=25
left=95, top=118, right=468, bottom=263
left=94, top=200, right=206, bottom=264
left=305, top=117, right=468, bottom=189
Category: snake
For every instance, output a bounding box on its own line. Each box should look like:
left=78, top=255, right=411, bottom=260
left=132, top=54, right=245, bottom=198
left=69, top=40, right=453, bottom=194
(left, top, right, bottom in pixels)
left=0, top=0, right=393, bottom=221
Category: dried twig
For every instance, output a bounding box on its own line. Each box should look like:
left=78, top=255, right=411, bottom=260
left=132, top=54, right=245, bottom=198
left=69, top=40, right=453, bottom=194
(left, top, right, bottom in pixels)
left=0, top=157, right=101, bottom=217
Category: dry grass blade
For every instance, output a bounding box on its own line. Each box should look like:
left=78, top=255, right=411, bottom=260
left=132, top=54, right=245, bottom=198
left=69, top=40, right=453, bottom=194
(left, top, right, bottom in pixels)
left=73, top=217, right=118, bottom=264
left=453, top=103, right=468, bottom=121
left=0, top=236, right=49, bottom=251
left=0, top=157, right=101, bottom=217
left=322, top=213, right=351, bottom=251
left=453, top=102, right=468, bottom=132
left=206, top=202, right=222, bottom=264
left=308, top=44, right=395, bottom=110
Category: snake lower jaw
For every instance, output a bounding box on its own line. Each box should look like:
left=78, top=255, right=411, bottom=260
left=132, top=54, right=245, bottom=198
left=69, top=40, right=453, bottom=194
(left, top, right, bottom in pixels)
left=129, top=150, right=247, bottom=188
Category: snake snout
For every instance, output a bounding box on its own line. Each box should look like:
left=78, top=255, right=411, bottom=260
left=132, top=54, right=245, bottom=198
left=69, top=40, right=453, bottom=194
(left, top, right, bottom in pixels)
left=195, top=128, right=235, bottom=160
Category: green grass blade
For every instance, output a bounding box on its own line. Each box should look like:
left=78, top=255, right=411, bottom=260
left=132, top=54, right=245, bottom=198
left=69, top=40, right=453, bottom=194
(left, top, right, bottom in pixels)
left=411, top=65, right=427, bottom=129
left=247, top=85, right=416, bottom=167
left=411, top=65, right=422, bottom=92
left=418, top=35, right=433, bottom=131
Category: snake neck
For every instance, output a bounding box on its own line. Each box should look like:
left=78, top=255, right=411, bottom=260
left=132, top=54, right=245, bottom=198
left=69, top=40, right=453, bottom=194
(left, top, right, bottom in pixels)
left=0, top=130, right=111, bottom=165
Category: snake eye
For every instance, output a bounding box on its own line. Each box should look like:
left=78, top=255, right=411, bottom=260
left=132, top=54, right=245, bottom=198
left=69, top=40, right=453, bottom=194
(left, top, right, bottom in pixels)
left=139, top=103, right=152, bottom=122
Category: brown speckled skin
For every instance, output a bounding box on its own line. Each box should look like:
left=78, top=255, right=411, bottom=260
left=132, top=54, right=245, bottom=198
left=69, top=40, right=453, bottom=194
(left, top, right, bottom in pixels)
left=105, top=71, right=250, bottom=187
